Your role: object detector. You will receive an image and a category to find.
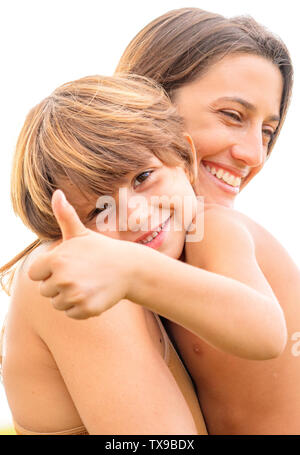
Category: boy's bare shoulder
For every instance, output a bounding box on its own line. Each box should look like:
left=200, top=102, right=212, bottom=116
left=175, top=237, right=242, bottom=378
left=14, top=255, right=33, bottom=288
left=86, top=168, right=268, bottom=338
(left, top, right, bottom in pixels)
left=203, top=203, right=297, bottom=258
left=202, top=203, right=252, bottom=235
left=196, top=203, right=299, bottom=276
left=203, top=202, right=244, bottom=219
left=185, top=203, right=254, bottom=268
left=203, top=203, right=279, bottom=241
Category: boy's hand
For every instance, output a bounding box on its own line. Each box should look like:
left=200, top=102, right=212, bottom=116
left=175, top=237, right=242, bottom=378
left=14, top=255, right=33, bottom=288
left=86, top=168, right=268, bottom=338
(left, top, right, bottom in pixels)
left=28, top=190, right=135, bottom=320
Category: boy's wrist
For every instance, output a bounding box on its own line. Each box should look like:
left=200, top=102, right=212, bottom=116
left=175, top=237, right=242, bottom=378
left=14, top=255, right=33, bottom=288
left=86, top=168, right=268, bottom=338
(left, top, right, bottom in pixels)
left=125, top=243, right=155, bottom=305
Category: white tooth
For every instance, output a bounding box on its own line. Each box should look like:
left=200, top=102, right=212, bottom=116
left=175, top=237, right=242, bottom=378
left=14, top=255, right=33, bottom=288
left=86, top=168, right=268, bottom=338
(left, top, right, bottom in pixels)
left=216, top=169, right=224, bottom=179
left=222, top=172, right=230, bottom=182
left=222, top=172, right=232, bottom=183
left=206, top=165, right=242, bottom=187
left=152, top=231, right=158, bottom=238
left=205, top=165, right=211, bottom=172
left=233, top=177, right=241, bottom=187
left=146, top=235, right=153, bottom=242
left=226, top=174, right=235, bottom=185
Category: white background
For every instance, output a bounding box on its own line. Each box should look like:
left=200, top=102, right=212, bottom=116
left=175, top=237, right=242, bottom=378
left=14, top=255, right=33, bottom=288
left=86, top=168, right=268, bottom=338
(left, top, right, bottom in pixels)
left=0, top=0, right=299, bottom=428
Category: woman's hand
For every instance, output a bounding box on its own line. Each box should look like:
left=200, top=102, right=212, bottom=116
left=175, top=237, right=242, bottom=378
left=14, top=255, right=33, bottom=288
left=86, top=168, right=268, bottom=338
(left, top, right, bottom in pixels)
left=28, top=190, right=136, bottom=319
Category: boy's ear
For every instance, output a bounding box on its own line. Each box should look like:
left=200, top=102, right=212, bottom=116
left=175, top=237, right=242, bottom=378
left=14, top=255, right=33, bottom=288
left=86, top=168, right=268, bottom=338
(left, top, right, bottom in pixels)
left=183, top=133, right=198, bottom=184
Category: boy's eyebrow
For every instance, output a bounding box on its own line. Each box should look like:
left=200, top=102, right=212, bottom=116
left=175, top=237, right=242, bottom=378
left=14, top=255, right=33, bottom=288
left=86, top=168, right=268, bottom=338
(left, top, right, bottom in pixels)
left=215, top=96, right=280, bottom=122
left=85, top=159, right=160, bottom=222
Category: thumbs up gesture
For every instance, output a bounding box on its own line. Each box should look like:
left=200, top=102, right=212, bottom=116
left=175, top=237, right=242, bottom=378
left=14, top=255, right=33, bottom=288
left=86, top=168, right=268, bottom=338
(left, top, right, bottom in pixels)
left=51, top=189, right=88, bottom=241
left=28, top=190, right=136, bottom=319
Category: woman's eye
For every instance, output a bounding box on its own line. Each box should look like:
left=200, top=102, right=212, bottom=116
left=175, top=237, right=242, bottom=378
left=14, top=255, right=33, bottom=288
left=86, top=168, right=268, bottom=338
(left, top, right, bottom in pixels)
left=133, top=170, right=153, bottom=188
left=263, top=128, right=275, bottom=141
left=221, top=111, right=242, bottom=122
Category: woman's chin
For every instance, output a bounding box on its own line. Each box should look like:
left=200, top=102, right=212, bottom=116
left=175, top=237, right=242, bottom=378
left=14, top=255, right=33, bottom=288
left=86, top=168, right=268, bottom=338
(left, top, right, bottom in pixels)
left=198, top=186, right=237, bottom=208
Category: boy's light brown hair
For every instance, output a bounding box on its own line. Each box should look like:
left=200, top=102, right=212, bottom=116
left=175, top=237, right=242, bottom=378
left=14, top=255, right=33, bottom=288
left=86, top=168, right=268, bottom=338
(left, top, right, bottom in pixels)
left=0, top=74, right=194, bottom=291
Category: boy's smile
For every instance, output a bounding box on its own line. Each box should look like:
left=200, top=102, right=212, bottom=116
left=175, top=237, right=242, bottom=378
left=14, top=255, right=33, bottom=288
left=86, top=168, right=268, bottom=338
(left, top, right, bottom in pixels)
left=63, top=156, right=198, bottom=260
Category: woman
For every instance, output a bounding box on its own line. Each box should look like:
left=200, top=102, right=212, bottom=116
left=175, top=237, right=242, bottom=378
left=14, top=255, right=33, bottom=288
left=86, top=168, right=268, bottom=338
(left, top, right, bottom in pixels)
left=27, top=8, right=298, bottom=435
left=115, top=8, right=300, bottom=435
left=1, top=6, right=298, bottom=432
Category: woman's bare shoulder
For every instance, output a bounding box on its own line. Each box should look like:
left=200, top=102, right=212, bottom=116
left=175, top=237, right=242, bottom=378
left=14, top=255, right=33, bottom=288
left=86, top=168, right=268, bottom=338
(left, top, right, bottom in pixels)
left=19, top=240, right=61, bottom=275
left=5, top=244, right=200, bottom=434
left=10, top=241, right=146, bottom=338
left=7, top=241, right=59, bottom=324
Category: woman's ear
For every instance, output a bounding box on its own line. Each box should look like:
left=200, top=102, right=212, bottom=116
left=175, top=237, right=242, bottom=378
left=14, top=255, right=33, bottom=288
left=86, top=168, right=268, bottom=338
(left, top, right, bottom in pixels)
left=184, top=133, right=198, bottom=184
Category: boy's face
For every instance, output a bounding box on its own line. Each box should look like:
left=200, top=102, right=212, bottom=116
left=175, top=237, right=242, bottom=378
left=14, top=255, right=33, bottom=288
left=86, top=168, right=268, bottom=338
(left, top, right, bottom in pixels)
left=65, top=156, right=198, bottom=260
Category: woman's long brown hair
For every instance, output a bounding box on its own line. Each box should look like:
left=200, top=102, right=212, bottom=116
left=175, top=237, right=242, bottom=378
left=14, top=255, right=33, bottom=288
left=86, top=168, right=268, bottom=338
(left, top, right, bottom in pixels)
left=116, top=7, right=293, bottom=154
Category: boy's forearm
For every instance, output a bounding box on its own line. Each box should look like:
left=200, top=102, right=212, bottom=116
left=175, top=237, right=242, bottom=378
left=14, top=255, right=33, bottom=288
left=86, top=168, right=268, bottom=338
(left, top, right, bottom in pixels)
left=127, top=246, right=286, bottom=360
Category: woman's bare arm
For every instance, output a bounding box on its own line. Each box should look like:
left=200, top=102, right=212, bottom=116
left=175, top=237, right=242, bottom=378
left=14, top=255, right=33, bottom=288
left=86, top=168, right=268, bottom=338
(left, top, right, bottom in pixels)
left=8, top=258, right=200, bottom=435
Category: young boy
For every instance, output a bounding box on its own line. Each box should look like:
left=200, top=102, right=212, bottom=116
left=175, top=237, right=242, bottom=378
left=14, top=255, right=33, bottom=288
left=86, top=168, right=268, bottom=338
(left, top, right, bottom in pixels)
left=1, top=75, right=286, bottom=435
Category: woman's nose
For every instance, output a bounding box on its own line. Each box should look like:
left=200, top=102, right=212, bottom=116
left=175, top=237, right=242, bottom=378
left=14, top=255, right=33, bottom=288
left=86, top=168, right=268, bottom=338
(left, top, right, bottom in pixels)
left=230, top=130, right=265, bottom=167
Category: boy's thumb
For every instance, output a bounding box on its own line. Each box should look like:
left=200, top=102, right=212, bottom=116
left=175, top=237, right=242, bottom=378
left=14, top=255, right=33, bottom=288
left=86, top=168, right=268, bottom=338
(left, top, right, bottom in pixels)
left=52, top=190, right=87, bottom=241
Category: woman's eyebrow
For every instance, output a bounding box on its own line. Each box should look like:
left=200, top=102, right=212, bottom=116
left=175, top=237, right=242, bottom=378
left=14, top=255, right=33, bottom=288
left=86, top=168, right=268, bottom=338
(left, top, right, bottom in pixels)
left=215, top=96, right=280, bottom=122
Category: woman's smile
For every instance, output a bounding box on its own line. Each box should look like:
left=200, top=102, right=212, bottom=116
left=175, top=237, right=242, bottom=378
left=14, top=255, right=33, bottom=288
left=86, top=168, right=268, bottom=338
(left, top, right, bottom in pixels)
left=174, top=54, right=283, bottom=207
left=200, top=160, right=249, bottom=195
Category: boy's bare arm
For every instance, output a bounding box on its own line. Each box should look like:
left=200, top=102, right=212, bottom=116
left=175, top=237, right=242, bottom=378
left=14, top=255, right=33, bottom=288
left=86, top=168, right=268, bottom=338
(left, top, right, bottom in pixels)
left=131, top=206, right=287, bottom=359
left=29, top=192, right=287, bottom=360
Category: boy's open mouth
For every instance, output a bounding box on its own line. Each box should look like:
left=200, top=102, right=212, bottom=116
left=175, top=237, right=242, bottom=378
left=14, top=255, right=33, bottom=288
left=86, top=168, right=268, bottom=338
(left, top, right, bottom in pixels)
left=135, top=216, right=171, bottom=247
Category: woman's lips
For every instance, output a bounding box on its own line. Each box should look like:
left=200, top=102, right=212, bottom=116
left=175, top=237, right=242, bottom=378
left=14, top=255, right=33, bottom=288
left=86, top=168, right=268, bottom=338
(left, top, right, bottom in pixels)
left=202, top=160, right=249, bottom=179
left=200, top=162, right=241, bottom=195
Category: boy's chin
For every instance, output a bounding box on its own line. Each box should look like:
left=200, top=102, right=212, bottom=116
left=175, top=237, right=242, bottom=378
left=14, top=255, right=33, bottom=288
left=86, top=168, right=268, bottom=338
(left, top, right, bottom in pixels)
left=161, top=240, right=185, bottom=260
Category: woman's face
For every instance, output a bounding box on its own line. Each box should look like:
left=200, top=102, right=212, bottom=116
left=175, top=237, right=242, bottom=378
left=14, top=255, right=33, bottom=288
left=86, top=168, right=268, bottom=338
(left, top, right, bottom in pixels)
left=65, top=156, right=198, bottom=260
left=173, top=54, right=283, bottom=208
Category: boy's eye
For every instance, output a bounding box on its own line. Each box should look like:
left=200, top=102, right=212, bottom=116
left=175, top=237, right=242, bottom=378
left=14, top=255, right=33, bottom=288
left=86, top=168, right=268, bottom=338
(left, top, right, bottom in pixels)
left=133, top=170, right=153, bottom=188
left=88, top=203, right=109, bottom=220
